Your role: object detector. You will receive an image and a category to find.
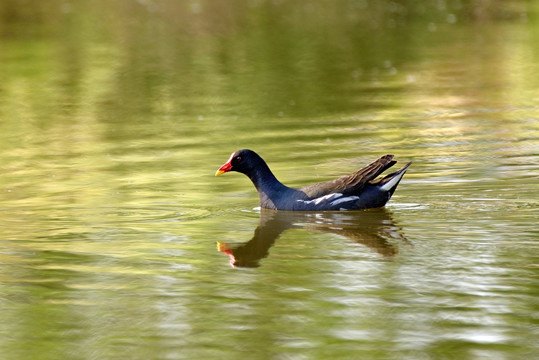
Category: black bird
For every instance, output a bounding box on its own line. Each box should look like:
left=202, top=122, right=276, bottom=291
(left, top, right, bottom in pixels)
left=216, top=149, right=411, bottom=211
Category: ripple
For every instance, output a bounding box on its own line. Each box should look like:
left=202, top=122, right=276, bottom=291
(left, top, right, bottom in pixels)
left=95, top=206, right=212, bottom=223
left=388, top=202, right=427, bottom=210
left=0, top=205, right=211, bottom=224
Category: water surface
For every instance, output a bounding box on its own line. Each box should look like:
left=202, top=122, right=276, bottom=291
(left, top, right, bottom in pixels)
left=0, top=1, right=538, bottom=359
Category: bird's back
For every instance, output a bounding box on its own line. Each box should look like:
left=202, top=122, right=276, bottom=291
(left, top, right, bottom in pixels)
left=299, top=154, right=397, bottom=199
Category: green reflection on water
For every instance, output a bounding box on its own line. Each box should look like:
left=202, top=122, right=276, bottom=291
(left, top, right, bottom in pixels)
left=0, top=1, right=538, bottom=359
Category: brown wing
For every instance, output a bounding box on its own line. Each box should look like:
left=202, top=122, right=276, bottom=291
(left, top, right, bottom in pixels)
left=299, top=155, right=397, bottom=198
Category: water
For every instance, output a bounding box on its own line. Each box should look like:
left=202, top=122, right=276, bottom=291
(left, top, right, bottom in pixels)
left=0, top=1, right=538, bottom=359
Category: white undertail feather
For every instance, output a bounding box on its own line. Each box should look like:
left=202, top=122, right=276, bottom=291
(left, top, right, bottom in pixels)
left=380, top=169, right=406, bottom=192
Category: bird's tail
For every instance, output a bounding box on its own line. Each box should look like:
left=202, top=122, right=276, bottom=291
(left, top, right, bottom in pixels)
left=378, top=162, right=412, bottom=195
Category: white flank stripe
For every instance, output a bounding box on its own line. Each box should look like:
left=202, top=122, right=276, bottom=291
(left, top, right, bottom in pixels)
left=296, top=193, right=359, bottom=208
left=314, top=193, right=342, bottom=205
left=297, top=193, right=343, bottom=206
left=330, top=196, right=360, bottom=206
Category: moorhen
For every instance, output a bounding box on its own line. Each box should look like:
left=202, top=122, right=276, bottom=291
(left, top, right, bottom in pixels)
left=215, top=149, right=411, bottom=211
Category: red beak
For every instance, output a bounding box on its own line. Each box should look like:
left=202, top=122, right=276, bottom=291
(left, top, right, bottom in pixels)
left=215, top=162, right=232, bottom=176
left=215, top=152, right=235, bottom=176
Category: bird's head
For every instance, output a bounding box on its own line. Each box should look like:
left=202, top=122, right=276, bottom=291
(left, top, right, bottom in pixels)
left=215, top=149, right=263, bottom=177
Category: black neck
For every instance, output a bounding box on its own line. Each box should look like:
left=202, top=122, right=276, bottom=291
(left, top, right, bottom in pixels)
left=246, top=162, right=290, bottom=209
left=248, top=161, right=286, bottom=192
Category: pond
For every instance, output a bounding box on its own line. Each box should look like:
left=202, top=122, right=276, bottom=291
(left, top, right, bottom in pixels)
left=0, top=1, right=537, bottom=359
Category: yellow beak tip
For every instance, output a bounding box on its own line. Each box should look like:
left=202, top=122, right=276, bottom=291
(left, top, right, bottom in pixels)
left=215, top=170, right=226, bottom=176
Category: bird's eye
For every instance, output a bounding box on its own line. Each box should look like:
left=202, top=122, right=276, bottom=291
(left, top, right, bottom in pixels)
left=235, top=156, right=242, bottom=162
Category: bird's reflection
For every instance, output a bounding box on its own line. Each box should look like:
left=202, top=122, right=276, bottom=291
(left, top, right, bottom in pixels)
left=218, top=208, right=410, bottom=267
